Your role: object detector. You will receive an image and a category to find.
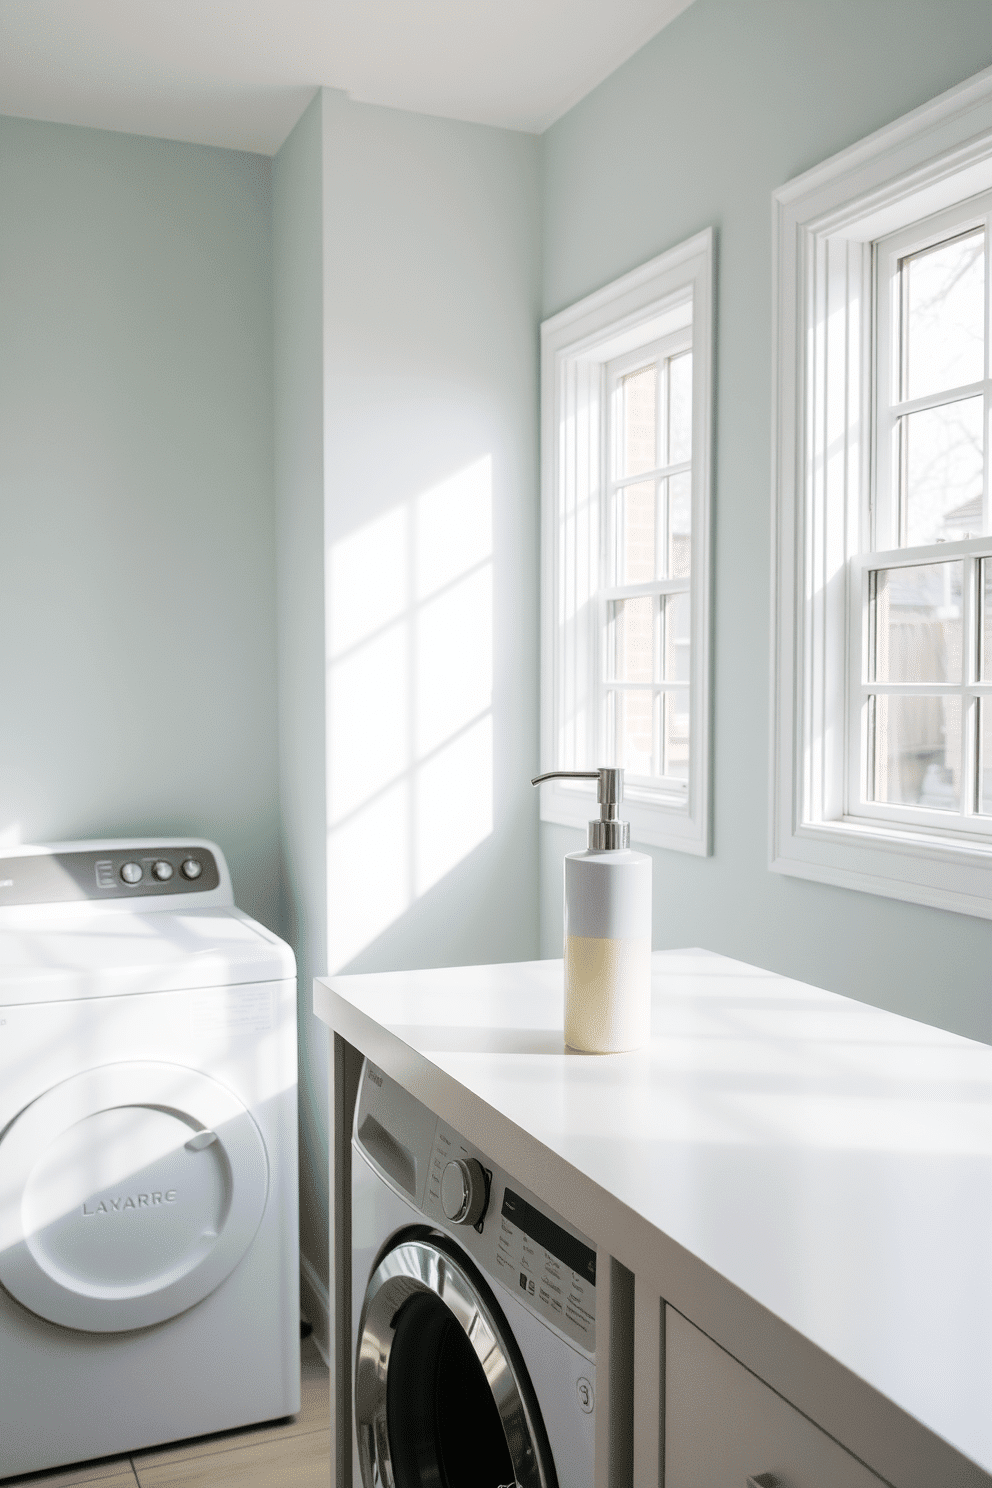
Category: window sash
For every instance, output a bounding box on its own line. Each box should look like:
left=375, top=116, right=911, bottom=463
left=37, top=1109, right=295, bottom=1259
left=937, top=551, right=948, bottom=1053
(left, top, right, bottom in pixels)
left=848, top=537, right=992, bottom=834
left=873, top=195, right=992, bottom=552
left=602, top=331, right=693, bottom=792
left=851, top=197, right=992, bottom=833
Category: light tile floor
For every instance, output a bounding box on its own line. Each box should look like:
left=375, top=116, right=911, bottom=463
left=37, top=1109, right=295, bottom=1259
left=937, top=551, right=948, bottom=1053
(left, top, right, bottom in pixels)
left=4, top=1338, right=330, bottom=1488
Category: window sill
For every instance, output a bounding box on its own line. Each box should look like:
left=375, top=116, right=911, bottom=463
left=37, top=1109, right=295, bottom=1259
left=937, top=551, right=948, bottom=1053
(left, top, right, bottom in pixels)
left=771, top=815, right=992, bottom=918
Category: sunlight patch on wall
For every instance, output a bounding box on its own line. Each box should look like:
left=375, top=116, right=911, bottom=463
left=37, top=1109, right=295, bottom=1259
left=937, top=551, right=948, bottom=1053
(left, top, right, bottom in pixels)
left=326, top=456, right=494, bottom=970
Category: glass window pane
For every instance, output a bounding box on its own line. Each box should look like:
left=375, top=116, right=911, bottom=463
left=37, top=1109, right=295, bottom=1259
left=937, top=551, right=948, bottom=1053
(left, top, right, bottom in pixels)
left=668, top=352, right=692, bottom=465
left=668, top=471, right=691, bottom=578
left=611, top=688, right=655, bottom=776
left=663, top=691, right=690, bottom=780
left=871, top=694, right=961, bottom=810
left=872, top=561, right=962, bottom=683
left=981, top=699, right=992, bottom=815
left=983, top=558, right=992, bottom=682
left=901, top=395, right=984, bottom=546
left=904, top=229, right=985, bottom=401
left=664, top=592, right=690, bottom=682
left=615, top=482, right=656, bottom=584
left=621, top=365, right=657, bottom=478
left=608, top=597, right=654, bottom=683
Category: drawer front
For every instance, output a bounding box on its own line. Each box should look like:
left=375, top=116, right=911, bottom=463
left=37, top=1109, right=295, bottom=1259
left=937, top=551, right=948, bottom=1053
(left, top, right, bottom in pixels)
left=665, top=1308, right=885, bottom=1488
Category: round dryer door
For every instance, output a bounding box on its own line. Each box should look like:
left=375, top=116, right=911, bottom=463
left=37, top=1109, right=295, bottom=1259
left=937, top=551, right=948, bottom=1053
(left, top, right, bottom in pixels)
left=0, top=1061, right=268, bottom=1332
left=355, top=1233, right=558, bottom=1488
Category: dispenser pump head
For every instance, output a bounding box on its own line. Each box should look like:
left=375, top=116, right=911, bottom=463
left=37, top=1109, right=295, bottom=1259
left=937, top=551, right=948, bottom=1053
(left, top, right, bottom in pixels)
left=531, top=767, right=630, bottom=850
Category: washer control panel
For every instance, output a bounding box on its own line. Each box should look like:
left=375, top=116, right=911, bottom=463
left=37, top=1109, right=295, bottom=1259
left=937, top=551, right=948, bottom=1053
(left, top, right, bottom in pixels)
left=354, top=1059, right=597, bottom=1357
left=495, top=1185, right=596, bottom=1350
left=0, top=846, right=220, bottom=906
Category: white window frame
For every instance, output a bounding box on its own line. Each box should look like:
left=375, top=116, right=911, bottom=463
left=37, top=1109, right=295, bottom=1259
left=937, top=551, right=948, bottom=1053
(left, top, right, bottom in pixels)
left=539, top=230, right=714, bottom=853
left=772, top=64, right=992, bottom=917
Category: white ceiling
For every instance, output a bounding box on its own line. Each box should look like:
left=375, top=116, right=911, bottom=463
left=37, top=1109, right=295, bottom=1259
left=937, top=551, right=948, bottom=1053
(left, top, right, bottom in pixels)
left=0, top=0, right=695, bottom=155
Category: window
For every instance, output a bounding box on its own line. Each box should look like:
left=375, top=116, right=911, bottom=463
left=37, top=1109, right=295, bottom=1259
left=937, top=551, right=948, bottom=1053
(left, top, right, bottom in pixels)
left=539, top=232, right=713, bottom=853
left=772, top=68, right=992, bottom=916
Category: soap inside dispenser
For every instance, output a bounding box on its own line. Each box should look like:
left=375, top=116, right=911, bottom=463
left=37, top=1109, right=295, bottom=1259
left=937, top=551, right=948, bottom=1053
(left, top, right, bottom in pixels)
left=532, top=767, right=652, bottom=1053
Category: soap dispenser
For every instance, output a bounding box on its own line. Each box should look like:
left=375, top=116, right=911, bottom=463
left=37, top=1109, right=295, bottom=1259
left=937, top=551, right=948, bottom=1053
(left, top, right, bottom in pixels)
left=532, top=767, right=652, bottom=1053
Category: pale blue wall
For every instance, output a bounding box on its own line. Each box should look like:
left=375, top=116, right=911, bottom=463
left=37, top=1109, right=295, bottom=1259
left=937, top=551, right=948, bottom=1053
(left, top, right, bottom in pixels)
left=0, top=116, right=281, bottom=928
left=275, top=91, right=542, bottom=1319
left=272, top=94, right=329, bottom=1334
left=321, top=90, right=542, bottom=975
left=539, top=0, right=992, bottom=1041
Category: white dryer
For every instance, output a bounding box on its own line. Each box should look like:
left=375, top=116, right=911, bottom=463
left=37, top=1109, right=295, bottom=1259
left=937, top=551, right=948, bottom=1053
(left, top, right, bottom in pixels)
left=0, top=839, right=299, bottom=1479
left=351, top=1059, right=596, bottom=1488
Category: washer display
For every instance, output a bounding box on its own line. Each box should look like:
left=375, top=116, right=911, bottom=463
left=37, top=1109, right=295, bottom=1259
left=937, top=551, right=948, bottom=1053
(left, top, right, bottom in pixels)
left=352, top=1059, right=596, bottom=1488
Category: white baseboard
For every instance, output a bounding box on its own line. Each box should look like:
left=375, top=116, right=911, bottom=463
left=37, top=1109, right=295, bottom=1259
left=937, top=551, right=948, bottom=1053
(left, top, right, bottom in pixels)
left=300, top=1250, right=330, bottom=1367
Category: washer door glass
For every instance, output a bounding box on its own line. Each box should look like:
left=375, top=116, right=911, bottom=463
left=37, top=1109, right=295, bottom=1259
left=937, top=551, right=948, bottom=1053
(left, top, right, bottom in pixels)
left=0, top=1061, right=268, bottom=1332
left=355, top=1234, right=557, bottom=1488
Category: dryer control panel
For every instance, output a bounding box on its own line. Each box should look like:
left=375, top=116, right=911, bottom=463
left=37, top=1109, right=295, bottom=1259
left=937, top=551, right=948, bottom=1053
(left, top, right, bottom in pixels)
left=353, top=1059, right=596, bottom=1357
left=0, top=845, right=220, bottom=906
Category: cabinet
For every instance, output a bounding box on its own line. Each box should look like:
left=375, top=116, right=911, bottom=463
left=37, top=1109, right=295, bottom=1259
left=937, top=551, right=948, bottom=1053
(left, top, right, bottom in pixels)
left=665, top=1308, right=884, bottom=1488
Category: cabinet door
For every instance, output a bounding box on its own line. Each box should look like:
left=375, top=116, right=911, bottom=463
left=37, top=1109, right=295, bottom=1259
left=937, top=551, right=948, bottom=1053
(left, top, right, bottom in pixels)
left=665, top=1308, right=884, bottom=1488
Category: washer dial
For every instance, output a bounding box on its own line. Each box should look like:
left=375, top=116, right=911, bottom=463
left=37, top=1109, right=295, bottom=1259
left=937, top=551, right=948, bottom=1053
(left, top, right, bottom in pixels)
left=440, top=1158, right=488, bottom=1227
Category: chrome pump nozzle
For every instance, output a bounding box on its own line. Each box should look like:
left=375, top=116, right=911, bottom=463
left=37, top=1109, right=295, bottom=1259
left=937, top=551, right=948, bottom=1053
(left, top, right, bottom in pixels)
left=530, top=767, right=630, bottom=850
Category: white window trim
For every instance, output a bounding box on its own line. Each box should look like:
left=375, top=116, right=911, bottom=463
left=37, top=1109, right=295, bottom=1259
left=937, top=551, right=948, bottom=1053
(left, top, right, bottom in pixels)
left=539, top=230, right=714, bottom=853
left=771, top=63, right=992, bottom=918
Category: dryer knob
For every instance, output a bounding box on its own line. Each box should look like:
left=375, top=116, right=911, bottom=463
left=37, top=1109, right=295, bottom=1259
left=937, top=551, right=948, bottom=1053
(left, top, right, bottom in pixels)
left=440, top=1158, right=488, bottom=1227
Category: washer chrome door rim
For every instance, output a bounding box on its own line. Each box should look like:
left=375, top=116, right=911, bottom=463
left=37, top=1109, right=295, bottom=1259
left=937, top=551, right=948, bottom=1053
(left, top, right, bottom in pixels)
left=355, top=1234, right=556, bottom=1488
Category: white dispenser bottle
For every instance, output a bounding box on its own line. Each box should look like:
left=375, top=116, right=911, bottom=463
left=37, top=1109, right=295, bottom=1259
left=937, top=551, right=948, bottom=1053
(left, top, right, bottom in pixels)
left=532, top=767, right=652, bottom=1053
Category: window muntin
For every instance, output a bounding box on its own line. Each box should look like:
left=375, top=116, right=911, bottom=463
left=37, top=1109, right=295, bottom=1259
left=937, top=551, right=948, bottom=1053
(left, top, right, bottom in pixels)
left=603, top=337, right=692, bottom=788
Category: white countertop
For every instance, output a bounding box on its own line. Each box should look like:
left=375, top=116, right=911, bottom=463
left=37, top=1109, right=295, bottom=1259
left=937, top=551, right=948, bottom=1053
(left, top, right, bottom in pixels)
left=315, top=949, right=992, bottom=1485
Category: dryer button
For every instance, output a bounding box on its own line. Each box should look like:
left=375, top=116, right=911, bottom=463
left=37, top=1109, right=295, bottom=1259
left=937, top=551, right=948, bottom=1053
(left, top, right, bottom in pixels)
left=576, top=1377, right=594, bottom=1414
left=152, top=861, right=174, bottom=882
left=181, top=858, right=203, bottom=880
left=120, top=863, right=142, bottom=885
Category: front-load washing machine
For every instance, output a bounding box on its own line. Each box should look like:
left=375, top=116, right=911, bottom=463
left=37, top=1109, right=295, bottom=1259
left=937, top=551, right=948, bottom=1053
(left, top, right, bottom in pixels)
left=0, top=839, right=299, bottom=1479
left=352, top=1058, right=596, bottom=1488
